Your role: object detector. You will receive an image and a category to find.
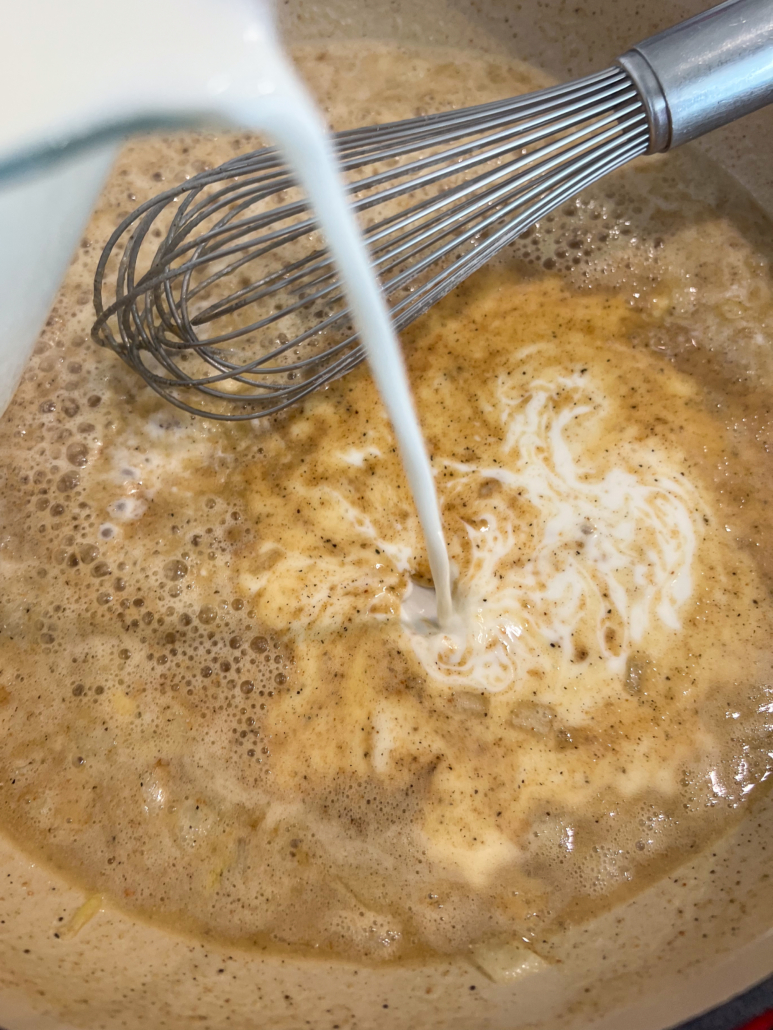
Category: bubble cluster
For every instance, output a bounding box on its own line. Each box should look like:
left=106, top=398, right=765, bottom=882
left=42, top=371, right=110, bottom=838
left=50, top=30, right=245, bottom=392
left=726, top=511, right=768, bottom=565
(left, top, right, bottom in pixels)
left=491, top=172, right=686, bottom=312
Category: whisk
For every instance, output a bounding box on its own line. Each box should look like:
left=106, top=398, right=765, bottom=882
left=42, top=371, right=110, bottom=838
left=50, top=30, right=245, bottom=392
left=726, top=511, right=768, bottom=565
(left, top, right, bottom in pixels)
left=92, top=0, right=773, bottom=421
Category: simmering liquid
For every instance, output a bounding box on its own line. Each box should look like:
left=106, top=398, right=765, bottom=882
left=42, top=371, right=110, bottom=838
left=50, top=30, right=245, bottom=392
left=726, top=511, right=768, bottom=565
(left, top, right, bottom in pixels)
left=0, top=42, right=772, bottom=968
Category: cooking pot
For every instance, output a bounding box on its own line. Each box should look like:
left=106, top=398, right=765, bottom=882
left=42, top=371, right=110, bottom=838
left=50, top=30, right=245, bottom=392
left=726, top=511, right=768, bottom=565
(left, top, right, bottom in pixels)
left=0, top=0, right=771, bottom=1027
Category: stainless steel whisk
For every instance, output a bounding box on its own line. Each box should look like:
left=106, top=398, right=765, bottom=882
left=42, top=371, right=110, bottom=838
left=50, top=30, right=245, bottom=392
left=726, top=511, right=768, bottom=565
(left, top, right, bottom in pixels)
left=92, top=0, right=773, bottom=421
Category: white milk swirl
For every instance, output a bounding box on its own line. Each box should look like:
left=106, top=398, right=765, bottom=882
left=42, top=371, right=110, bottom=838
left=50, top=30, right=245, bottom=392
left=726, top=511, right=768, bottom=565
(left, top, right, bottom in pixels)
left=405, top=367, right=702, bottom=692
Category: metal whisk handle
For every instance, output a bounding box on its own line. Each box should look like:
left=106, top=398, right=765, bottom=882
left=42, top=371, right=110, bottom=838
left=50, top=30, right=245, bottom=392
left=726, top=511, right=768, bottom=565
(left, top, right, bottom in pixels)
left=618, top=0, right=773, bottom=152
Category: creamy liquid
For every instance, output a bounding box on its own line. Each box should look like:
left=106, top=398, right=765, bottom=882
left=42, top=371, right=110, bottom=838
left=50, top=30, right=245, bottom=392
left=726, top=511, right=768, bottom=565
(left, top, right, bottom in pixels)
left=0, top=42, right=772, bottom=969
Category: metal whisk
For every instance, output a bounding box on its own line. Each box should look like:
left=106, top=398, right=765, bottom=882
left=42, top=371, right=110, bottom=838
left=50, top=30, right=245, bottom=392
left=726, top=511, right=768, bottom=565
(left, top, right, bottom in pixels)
left=92, top=0, right=773, bottom=420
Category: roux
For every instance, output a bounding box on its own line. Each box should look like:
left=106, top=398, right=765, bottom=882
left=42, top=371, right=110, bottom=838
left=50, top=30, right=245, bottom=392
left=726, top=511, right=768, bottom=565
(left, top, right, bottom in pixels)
left=0, top=41, right=771, bottom=969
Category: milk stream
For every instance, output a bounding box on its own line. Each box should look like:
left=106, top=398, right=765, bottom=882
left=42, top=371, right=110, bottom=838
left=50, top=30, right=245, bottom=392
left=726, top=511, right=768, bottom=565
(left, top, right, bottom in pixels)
left=222, top=7, right=454, bottom=627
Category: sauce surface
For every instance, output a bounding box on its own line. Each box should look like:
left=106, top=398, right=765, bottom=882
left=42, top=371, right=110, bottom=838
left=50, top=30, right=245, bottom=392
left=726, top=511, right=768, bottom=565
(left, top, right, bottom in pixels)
left=0, top=42, right=772, bottom=967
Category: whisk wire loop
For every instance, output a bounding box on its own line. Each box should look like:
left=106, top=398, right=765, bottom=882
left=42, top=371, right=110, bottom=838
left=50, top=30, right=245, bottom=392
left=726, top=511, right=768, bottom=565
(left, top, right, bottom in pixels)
left=93, top=65, right=649, bottom=420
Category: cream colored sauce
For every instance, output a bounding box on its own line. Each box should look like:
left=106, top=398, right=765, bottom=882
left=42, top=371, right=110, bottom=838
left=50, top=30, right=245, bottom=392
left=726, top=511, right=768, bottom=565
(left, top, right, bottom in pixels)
left=0, top=41, right=772, bottom=965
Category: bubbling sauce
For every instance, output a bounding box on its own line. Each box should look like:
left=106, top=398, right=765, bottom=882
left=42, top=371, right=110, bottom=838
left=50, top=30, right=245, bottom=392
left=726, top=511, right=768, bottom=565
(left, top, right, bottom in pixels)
left=0, top=42, right=772, bottom=966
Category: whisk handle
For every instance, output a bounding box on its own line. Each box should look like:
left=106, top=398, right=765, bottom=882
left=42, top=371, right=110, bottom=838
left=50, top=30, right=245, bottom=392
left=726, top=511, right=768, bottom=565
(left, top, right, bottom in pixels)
left=617, top=0, right=773, bottom=152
